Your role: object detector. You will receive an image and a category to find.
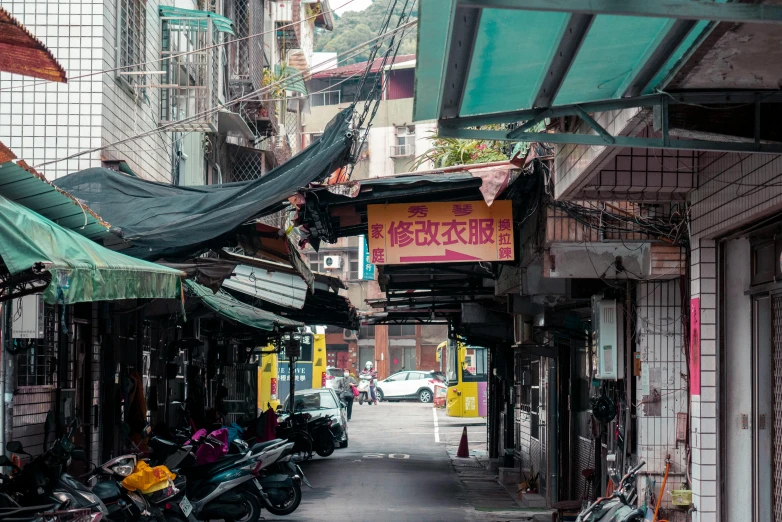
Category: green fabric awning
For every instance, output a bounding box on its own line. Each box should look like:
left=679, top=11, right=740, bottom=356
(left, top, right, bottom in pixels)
left=0, top=195, right=184, bottom=305
left=158, top=6, right=235, bottom=35
left=275, top=64, right=308, bottom=95
left=185, top=279, right=302, bottom=331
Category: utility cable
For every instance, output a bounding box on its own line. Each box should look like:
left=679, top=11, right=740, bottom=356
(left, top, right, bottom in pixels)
left=30, top=20, right=417, bottom=169
left=0, top=0, right=362, bottom=92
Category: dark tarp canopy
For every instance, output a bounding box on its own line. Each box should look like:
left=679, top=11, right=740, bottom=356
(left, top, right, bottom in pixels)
left=55, top=109, right=354, bottom=260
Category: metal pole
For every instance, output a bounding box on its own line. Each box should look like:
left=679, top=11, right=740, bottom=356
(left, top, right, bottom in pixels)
left=288, top=353, right=295, bottom=414
left=1, top=303, right=14, bottom=456
left=548, top=356, right=558, bottom=504
left=0, top=303, right=5, bottom=457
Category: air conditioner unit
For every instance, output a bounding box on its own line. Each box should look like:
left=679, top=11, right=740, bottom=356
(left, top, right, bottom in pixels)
left=592, top=296, right=624, bottom=380
left=343, top=329, right=357, bottom=341
left=323, top=255, right=342, bottom=269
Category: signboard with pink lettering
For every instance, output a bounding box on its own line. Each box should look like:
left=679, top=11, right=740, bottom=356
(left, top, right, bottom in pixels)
left=366, top=200, right=515, bottom=264
left=690, top=297, right=700, bottom=396
left=478, top=381, right=488, bottom=417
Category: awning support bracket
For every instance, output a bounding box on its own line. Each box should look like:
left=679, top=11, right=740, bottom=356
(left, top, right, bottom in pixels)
left=573, top=105, right=614, bottom=145
left=439, top=90, right=782, bottom=154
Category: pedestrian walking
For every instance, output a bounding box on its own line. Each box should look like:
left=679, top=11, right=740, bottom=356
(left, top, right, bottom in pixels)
left=338, top=370, right=357, bottom=420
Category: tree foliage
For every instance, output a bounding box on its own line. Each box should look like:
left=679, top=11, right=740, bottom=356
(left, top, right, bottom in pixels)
left=314, top=0, right=417, bottom=64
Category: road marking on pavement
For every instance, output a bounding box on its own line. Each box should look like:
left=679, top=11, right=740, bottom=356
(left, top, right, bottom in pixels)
left=388, top=454, right=410, bottom=459
left=433, top=407, right=440, bottom=443
left=363, top=453, right=385, bottom=458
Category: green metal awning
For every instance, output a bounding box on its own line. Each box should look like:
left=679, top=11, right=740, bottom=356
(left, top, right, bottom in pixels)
left=185, top=279, right=302, bottom=332
left=414, top=0, right=742, bottom=121
left=413, top=0, right=782, bottom=152
left=158, top=6, right=235, bottom=35
left=0, top=146, right=113, bottom=243
left=0, top=194, right=184, bottom=305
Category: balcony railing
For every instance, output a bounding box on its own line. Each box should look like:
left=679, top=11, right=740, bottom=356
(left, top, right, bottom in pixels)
left=390, top=144, right=415, bottom=157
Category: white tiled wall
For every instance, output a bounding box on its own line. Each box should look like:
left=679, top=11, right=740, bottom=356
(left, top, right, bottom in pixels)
left=635, top=280, right=689, bottom=511
left=0, top=0, right=105, bottom=178
left=0, top=0, right=175, bottom=182
left=100, top=0, right=174, bottom=182
left=688, top=151, right=782, bottom=522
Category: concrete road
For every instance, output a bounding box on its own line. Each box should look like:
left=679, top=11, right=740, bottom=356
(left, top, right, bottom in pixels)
left=263, top=401, right=485, bottom=522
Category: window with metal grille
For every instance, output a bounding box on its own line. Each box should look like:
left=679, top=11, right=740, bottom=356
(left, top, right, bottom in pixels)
left=308, top=252, right=320, bottom=272
left=359, top=325, right=375, bottom=338
left=391, top=125, right=415, bottom=157
left=16, top=305, right=57, bottom=387
left=117, top=0, right=147, bottom=90
left=348, top=250, right=359, bottom=280
left=388, top=325, right=416, bottom=337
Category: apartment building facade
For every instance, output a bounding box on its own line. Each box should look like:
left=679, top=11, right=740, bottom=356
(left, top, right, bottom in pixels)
left=302, top=54, right=444, bottom=376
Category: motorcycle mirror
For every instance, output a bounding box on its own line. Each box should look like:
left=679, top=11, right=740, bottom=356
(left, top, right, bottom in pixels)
left=71, top=449, right=87, bottom=462
left=5, top=441, right=24, bottom=454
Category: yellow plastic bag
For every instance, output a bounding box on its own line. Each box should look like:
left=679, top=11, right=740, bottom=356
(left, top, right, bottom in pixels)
left=121, top=461, right=176, bottom=492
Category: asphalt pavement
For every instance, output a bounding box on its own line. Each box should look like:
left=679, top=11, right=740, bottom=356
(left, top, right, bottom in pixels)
left=263, top=401, right=543, bottom=522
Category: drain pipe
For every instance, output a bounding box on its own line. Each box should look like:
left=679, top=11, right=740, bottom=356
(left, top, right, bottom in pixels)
left=0, top=303, right=5, bottom=457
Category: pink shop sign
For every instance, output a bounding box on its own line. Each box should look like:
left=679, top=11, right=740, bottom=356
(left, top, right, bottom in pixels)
left=690, top=297, right=700, bottom=396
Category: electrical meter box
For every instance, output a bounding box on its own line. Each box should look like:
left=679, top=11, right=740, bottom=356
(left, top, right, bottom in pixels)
left=592, top=296, right=624, bottom=380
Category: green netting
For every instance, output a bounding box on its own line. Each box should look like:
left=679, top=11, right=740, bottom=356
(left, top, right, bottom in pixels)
left=159, top=5, right=235, bottom=35
left=55, top=108, right=353, bottom=260
left=0, top=195, right=183, bottom=305
left=185, top=280, right=302, bottom=331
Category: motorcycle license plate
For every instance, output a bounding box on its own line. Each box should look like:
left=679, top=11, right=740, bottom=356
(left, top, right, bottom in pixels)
left=179, top=496, right=193, bottom=517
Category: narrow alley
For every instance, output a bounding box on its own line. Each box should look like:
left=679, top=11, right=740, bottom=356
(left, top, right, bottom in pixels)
left=266, top=402, right=547, bottom=522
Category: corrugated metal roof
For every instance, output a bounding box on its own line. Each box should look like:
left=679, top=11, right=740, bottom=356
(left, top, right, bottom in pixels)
left=223, top=263, right=309, bottom=309
left=0, top=141, right=113, bottom=242
left=311, top=54, right=416, bottom=79
left=0, top=7, right=67, bottom=83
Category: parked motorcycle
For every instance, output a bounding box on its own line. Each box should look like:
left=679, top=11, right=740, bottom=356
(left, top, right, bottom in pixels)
left=88, top=454, right=196, bottom=522
left=0, top=418, right=109, bottom=519
left=575, top=461, right=646, bottom=522
left=357, top=374, right=372, bottom=405
left=276, top=412, right=336, bottom=459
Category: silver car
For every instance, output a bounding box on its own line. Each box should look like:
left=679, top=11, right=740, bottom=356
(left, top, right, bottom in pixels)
left=283, top=388, right=349, bottom=448
left=324, top=367, right=345, bottom=390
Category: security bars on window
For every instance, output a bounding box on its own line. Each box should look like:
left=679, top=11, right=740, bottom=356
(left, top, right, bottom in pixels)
left=118, top=0, right=147, bottom=89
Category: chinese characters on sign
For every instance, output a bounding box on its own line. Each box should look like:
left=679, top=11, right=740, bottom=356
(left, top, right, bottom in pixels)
left=358, top=235, right=375, bottom=281
left=366, top=200, right=514, bottom=264
left=690, top=297, right=700, bottom=395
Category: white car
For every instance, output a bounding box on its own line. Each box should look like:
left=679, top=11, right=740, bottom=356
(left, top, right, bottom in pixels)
left=375, top=370, right=445, bottom=403
left=324, top=367, right=345, bottom=390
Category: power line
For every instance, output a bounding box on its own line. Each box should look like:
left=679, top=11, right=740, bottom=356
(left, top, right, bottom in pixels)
left=30, top=20, right=417, bottom=169
left=0, top=0, right=363, bottom=92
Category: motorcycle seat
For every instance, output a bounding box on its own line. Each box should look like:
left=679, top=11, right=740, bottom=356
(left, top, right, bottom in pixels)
left=250, top=439, right=284, bottom=454
left=175, top=454, right=244, bottom=480
left=93, top=480, right=122, bottom=504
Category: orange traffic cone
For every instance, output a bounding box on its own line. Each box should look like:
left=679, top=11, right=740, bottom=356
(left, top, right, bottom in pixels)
left=456, top=426, right=469, bottom=458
